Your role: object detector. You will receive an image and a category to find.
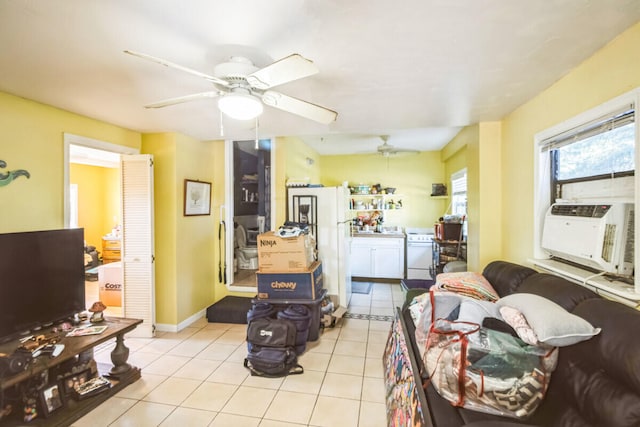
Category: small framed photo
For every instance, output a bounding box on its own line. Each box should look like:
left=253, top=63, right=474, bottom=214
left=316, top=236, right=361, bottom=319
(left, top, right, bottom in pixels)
left=61, top=369, right=91, bottom=397
left=39, top=383, right=65, bottom=417
left=184, top=179, right=212, bottom=216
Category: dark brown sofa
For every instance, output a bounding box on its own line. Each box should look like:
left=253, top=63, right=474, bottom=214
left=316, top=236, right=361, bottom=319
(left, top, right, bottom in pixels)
left=398, top=260, right=640, bottom=427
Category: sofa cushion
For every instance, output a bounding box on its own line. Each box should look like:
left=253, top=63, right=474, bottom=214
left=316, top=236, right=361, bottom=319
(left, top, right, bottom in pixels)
left=568, top=361, right=640, bottom=427
left=517, top=273, right=600, bottom=312
left=533, top=298, right=640, bottom=426
left=482, top=261, right=537, bottom=296
left=540, top=355, right=640, bottom=427
left=570, top=298, right=640, bottom=395
left=497, top=293, right=601, bottom=347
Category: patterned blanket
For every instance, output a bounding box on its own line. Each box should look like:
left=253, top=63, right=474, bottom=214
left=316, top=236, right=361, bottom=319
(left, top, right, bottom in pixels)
left=435, top=272, right=499, bottom=301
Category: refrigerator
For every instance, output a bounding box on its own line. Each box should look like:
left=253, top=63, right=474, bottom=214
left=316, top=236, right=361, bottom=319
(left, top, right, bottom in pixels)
left=288, top=186, right=352, bottom=307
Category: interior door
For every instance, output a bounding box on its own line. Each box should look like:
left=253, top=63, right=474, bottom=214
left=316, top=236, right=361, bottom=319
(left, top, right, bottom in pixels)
left=120, top=154, right=155, bottom=337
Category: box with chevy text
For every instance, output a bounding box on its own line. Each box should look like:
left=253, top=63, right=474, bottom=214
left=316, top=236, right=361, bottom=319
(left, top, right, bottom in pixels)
left=257, top=231, right=316, bottom=273
left=257, top=261, right=323, bottom=300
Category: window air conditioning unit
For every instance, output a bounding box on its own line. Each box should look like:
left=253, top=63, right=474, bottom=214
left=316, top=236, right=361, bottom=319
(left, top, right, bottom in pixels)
left=541, top=202, right=634, bottom=276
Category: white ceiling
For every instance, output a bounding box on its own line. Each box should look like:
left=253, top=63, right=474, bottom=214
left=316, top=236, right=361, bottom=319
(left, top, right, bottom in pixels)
left=1, top=1, right=639, bottom=155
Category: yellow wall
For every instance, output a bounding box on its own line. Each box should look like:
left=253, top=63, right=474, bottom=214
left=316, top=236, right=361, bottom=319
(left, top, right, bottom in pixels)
left=282, top=136, right=322, bottom=185
left=320, top=152, right=445, bottom=228
left=441, top=122, right=502, bottom=272
left=270, top=136, right=322, bottom=227
left=141, top=133, right=219, bottom=326
left=0, top=91, right=139, bottom=233
left=442, top=132, right=468, bottom=216
left=141, top=133, right=178, bottom=325
left=0, top=90, right=224, bottom=329
left=175, top=133, right=217, bottom=324
left=443, top=147, right=466, bottom=191
left=69, top=163, right=120, bottom=247
left=475, top=122, right=502, bottom=269
left=104, top=167, right=120, bottom=235
left=501, top=21, right=640, bottom=265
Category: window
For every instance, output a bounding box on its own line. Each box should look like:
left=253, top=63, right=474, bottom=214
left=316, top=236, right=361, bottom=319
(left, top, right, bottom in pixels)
left=451, top=169, right=467, bottom=216
left=533, top=88, right=640, bottom=301
left=543, top=106, right=635, bottom=204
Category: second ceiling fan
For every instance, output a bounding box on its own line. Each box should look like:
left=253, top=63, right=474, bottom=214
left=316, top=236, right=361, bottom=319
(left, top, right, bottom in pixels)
left=124, top=50, right=338, bottom=124
left=376, top=136, right=419, bottom=157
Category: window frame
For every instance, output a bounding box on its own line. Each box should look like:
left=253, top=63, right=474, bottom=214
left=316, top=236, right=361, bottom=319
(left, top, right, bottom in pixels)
left=546, top=108, right=635, bottom=205
left=450, top=168, right=467, bottom=217
left=532, top=87, right=640, bottom=297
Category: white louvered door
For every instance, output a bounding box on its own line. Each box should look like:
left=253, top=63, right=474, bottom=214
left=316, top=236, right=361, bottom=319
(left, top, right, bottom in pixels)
left=120, top=154, right=155, bottom=337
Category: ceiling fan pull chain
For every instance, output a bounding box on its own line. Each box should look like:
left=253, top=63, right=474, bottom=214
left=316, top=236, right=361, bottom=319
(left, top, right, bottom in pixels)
left=219, top=111, right=224, bottom=137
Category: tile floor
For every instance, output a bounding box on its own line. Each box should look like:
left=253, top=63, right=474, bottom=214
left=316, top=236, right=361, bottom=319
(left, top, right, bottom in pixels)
left=73, top=282, right=405, bottom=427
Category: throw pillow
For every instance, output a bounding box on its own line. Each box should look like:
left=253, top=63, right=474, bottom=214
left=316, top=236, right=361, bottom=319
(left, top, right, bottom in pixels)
left=499, top=305, right=539, bottom=346
left=497, top=293, right=601, bottom=347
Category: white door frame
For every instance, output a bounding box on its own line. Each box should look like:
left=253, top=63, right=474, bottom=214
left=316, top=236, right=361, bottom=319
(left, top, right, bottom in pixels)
left=224, top=138, right=276, bottom=292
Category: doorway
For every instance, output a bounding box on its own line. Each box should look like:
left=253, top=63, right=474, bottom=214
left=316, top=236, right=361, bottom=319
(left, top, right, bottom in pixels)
left=63, top=134, right=137, bottom=317
left=224, top=138, right=275, bottom=290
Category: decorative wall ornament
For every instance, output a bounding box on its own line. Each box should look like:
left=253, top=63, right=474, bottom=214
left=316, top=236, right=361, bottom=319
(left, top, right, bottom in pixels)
left=0, top=160, right=30, bottom=187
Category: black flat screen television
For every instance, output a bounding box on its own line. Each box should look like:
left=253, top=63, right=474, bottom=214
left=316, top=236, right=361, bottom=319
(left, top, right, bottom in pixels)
left=0, top=228, right=86, bottom=343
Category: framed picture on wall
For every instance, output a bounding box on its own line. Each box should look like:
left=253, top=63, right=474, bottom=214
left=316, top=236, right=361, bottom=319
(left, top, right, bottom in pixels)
left=184, top=179, right=211, bottom=216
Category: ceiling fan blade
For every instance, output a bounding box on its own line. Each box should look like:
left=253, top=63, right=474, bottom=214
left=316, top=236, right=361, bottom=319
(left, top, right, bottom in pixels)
left=378, top=148, right=419, bottom=156
left=246, top=54, right=319, bottom=90
left=144, top=91, right=221, bottom=109
left=261, top=90, right=337, bottom=124
left=394, top=148, right=420, bottom=153
left=124, top=50, right=230, bottom=87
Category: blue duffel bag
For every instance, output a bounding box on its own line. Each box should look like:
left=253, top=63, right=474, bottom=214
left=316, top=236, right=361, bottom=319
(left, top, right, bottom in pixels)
left=247, top=301, right=275, bottom=323
left=277, top=305, right=312, bottom=355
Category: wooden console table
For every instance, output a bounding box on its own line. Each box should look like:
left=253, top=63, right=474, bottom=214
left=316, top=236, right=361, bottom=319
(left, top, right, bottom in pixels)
left=0, top=317, right=142, bottom=426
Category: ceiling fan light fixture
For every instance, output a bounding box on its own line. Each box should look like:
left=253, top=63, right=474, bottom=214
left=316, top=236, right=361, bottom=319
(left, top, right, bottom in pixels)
left=217, top=91, right=263, bottom=120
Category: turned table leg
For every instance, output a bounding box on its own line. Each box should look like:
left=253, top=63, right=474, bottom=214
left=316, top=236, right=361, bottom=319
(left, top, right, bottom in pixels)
left=109, top=333, right=131, bottom=377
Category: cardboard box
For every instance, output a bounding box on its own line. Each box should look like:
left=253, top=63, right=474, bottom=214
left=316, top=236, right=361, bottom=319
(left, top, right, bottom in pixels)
left=98, top=262, right=122, bottom=307
left=257, top=231, right=315, bottom=273
left=257, top=261, right=323, bottom=300
left=322, top=294, right=347, bottom=328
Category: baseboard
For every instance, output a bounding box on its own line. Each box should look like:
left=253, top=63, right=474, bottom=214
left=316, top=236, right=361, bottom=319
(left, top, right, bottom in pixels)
left=155, top=309, right=206, bottom=333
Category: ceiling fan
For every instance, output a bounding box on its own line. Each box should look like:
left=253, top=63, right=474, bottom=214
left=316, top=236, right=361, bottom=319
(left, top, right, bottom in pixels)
left=376, top=136, right=419, bottom=157
left=124, top=50, right=338, bottom=124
